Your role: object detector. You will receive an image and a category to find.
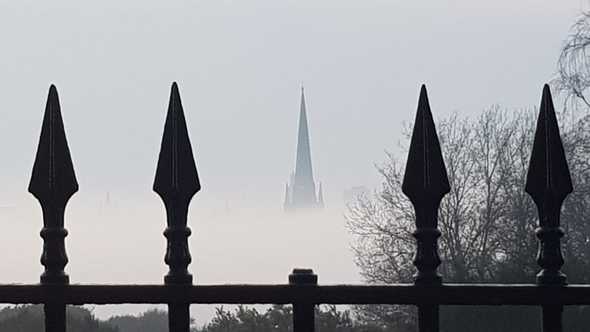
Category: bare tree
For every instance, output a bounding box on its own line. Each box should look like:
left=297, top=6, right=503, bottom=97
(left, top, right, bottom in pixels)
left=346, top=106, right=590, bottom=330
left=348, top=107, right=535, bottom=284
left=555, top=11, right=590, bottom=111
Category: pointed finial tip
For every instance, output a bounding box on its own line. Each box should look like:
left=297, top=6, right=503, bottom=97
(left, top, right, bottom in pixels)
left=46, top=85, right=60, bottom=107
left=30, top=83, right=78, bottom=203
left=170, top=82, right=181, bottom=100
left=542, top=84, right=552, bottom=96
left=419, top=84, right=428, bottom=97
left=525, top=82, right=572, bottom=202
left=155, top=81, right=200, bottom=198
left=418, top=84, right=430, bottom=105
left=540, top=84, right=555, bottom=112
left=402, top=82, right=449, bottom=200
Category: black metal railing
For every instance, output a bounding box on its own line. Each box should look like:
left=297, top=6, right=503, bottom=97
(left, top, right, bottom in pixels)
left=0, top=82, right=585, bottom=332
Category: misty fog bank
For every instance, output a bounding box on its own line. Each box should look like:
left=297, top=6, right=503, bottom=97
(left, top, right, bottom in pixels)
left=0, top=196, right=359, bottom=324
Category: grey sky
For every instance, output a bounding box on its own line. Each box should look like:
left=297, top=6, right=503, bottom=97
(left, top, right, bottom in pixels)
left=0, top=0, right=586, bottom=324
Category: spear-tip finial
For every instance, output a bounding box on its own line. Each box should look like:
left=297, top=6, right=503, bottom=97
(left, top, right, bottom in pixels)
left=153, top=82, right=201, bottom=201
left=525, top=84, right=572, bottom=210
left=402, top=84, right=450, bottom=203
left=29, top=84, right=79, bottom=206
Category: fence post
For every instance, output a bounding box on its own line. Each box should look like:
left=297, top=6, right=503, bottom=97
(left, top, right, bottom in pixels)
left=525, top=85, right=572, bottom=332
left=290, top=268, right=317, bottom=332
left=154, top=82, right=200, bottom=332
left=29, top=85, right=79, bottom=332
left=402, top=85, right=450, bottom=332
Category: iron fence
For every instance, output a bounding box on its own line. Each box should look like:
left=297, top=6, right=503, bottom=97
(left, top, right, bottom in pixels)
left=0, top=83, right=584, bottom=332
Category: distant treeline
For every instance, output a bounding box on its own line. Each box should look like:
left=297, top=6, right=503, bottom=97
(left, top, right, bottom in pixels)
left=3, top=303, right=590, bottom=331
left=0, top=304, right=387, bottom=332
left=0, top=305, right=170, bottom=332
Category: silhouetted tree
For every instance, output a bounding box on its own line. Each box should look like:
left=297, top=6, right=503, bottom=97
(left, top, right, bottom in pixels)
left=346, top=107, right=590, bottom=331
left=555, top=11, right=590, bottom=111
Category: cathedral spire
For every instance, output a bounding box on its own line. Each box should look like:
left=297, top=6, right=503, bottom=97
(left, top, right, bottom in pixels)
left=295, top=86, right=314, bottom=182
left=285, top=86, right=322, bottom=211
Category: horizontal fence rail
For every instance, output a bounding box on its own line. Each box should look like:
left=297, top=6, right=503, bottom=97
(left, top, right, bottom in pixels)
left=2, top=284, right=590, bottom=305
left=0, top=82, right=580, bottom=332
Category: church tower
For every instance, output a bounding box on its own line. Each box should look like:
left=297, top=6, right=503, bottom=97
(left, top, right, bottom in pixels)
left=284, top=87, right=324, bottom=211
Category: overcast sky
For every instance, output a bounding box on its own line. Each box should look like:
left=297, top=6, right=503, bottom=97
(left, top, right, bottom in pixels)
left=0, top=0, right=587, bottom=324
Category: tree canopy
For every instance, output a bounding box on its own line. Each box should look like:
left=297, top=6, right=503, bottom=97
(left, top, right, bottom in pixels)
left=556, top=11, right=590, bottom=111
left=346, top=106, right=590, bottom=331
